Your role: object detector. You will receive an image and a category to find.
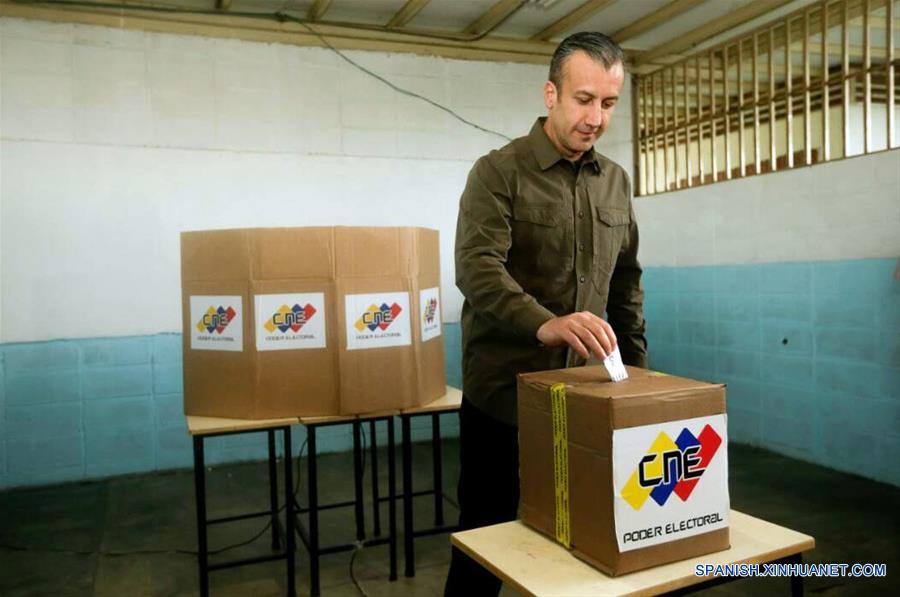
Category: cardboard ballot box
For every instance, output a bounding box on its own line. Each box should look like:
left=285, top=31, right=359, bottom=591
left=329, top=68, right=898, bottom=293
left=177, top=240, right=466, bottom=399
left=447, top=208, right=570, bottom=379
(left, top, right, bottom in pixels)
left=181, top=226, right=445, bottom=419
left=518, top=365, right=730, bottom=576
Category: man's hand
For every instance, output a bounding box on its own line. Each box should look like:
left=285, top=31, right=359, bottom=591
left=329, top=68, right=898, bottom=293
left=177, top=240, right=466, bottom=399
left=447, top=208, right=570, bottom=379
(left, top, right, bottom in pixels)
left=536, top=312, right=618, bottom=360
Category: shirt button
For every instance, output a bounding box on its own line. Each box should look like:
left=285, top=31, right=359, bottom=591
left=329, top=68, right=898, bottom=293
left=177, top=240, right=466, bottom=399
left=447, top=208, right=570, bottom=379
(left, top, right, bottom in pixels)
left=579, top=275, right=586, bottom=283
left=578, top=211, right=584, bottom=219
left=578, top=243, right=585, bottom=251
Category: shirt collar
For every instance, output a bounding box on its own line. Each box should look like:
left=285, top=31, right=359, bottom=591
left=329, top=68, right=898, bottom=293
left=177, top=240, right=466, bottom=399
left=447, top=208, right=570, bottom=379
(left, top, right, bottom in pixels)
left=530, top=117, right=601, bottom=173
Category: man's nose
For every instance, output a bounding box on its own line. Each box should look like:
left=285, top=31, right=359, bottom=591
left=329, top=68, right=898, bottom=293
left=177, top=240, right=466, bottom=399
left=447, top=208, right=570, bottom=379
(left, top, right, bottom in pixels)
left=585, top=104, right=603, bottom=128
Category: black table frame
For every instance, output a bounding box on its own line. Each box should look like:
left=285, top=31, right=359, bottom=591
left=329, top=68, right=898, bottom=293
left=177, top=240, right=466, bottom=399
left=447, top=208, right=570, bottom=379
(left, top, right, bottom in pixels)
left=192, top=426, right=296, bottom=597
left=399, top=411, right=461, bottom=578
left=294, top=416, right=398, bottom=596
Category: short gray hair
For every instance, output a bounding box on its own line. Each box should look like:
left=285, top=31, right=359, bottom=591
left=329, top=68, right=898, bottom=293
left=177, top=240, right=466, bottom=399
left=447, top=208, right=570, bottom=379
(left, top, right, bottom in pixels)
left=549, top=32, right=625, bottom=90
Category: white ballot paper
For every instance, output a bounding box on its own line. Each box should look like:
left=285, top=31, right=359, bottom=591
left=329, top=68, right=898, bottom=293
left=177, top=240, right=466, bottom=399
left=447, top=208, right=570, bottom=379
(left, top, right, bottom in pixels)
left=604, top=345, right=629, bottom=382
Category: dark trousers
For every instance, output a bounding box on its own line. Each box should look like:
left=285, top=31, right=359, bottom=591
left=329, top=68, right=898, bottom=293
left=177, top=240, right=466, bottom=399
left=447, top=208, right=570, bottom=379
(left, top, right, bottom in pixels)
left=444, top=396, right=519, bottom=597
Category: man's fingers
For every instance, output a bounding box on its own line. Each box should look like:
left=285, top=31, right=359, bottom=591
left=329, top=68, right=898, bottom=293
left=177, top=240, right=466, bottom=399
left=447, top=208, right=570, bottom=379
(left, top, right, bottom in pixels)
left=580, top=314, right=617, bottom=354
left=599, top=318, right=619, bottom=348
left=561, top=329, right=590, bottom=359
left=573, top=324, right=608, bottom=360
left=582, top=322, right=612, bottom=358
left=591, top=321, right=616, bottom=356
left=540, top=314, right=620, bottom=360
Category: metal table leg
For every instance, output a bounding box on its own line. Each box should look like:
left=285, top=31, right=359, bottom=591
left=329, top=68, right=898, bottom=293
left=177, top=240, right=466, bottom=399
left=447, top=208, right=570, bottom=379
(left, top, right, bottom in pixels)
left=193, top=436, right=209, bottom=597
left=267, top=430, right=282, bottom=551
left=283, top=426, right=296, bottom=597
left=401, top=415, right=415, bottom=578
left=431, top=414, right=444, bottom=527
left=387, top=416, right=398, bottom=581
left=370, top=419, right=381, bottom=537
left=352, top=422, right=366, bottom=541
left=307, top=426, right=320, bottom=597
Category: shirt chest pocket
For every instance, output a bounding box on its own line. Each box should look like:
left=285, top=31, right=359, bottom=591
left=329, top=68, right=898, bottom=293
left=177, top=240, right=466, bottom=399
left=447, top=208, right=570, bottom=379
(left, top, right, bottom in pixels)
left=593, top=207, right=630, bottom=282
left=510, top=205, right=573, bottom=276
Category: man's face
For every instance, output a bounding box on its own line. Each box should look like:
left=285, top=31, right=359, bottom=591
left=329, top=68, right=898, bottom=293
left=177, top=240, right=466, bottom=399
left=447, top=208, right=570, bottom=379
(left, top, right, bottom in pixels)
left=543, top=51, right=624, bottom=160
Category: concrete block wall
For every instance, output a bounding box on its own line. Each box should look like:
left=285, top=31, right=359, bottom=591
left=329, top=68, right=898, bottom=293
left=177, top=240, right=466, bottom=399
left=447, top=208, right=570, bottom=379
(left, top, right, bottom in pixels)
left=0, top=16, right=634, bottom=345
left=0, top=16, right=557, bottom=489
left=8, top=14, right=892, bottom=493
left=0, top=331, right=463, bottom=488
left=637, top=150, right=900, bottom=487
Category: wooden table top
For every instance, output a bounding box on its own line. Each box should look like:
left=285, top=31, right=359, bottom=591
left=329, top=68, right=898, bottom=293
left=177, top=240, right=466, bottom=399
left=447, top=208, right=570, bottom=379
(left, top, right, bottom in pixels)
left=297, top=409, right=401, bottom=425
left=400, top=386, right=463, bottom=415
left=186, top=385, right=461, bottom=432
left=451, top=510, right=815, bottom=597
left=186, top=415, right=299, bottom=436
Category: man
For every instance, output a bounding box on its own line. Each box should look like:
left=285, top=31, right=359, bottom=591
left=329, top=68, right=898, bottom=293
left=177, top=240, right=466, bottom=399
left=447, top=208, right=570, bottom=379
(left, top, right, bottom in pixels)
left=445, top=32, right=647, bottom=595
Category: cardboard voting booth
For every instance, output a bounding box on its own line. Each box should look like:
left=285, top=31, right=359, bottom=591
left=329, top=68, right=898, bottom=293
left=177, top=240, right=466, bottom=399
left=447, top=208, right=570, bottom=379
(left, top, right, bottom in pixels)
left=181, top=226, right=445, bottom=419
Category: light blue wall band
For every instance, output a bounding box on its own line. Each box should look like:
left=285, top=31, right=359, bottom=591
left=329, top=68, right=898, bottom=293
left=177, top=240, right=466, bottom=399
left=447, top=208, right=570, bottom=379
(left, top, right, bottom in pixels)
left=1, top=258, right=897, bottom=489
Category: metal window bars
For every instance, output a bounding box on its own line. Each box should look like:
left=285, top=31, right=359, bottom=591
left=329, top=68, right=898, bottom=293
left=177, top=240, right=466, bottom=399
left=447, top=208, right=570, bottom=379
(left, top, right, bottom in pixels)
left=635, top=0, right=900, bottom=195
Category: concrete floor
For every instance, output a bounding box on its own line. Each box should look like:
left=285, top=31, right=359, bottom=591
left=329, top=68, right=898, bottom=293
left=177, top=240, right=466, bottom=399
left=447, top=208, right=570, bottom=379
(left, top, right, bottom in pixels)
left=0, top=439, right=897, bottom=596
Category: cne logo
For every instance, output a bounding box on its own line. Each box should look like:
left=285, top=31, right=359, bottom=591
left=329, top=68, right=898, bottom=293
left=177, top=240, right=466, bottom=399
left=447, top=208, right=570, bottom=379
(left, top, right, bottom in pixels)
left=264, top=303, right=317, bottom=334
left=354, top=303, right=403, bottom=332
left=423, top=298, right=438, bottom=324
left=196, top=306, right=236, bottom=334
left=620, top=424, right=722, bottom=511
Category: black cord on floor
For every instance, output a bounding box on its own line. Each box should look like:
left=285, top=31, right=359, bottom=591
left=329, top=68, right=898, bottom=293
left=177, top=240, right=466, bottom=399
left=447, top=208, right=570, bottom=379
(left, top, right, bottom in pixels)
left=360, top=423, right=368, bottom=479
left=2, top=435, right=310, bottom=559
left=0, top=509, right=275, bottom=559
left=207, top=519, right=275, bottom=556
left=293, top=437, right=309, bottom=501
left=349, top=541, right=369, bottom=597
left=443, top=494, right=460, bottom=511
left=352, top=425, right=369, bottom=597
left=1, top=424, right=384, bottom=572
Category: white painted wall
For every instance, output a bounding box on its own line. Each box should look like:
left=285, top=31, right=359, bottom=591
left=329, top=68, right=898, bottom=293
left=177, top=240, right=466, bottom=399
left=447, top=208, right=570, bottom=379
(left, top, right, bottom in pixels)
left=0, top=16, right=636, bottom=343
left=636, top=148, right=900, bottom=267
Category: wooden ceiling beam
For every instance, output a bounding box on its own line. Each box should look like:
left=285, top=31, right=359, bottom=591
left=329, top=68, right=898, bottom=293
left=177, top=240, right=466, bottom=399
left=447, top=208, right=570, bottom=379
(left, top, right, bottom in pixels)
left=636, top=1, right=898, bottom=74
left=464, top=0, right=526, bottom=36
left=612, top=0, right=705, bottom=43
left=634, top=0, right=794, bottom=67
left=0, top=0, right=557, bottom=64
left=307, top=0, right=334, bottom=23
left=531, top=0, right=618, bottom=41
left=386, top=0, right=431, bottom=29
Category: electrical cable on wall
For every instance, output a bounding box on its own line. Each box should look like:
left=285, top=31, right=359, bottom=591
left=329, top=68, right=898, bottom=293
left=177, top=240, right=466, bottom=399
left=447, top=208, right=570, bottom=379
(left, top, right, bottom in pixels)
left=20, top=0, right=523, bottom=42
left=285, top=16, right=512, bottom=143
left=5, top=2, right=494, bottom=586
left=18, top=0, right=519, bottom=142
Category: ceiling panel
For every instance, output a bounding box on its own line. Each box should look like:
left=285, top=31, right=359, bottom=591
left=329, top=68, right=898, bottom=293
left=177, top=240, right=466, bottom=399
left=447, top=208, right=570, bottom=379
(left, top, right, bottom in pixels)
left=405, top=0, right=500, bottom=32
left=29, top=0, right=821, bottom=67
left=569, top=0, right=673, bottom=40
left=325, top=0, right=410, bottom=26
left=622, top=0, right=752, bottom=51
left=489, top=0, right=586, bottom=38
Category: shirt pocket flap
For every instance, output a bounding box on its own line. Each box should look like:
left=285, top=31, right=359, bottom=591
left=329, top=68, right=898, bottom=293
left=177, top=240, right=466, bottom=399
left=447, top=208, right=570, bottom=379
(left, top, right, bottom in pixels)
left=595, top=207, right=631, bottom=227
left=513, top=206, right=560, bottom=227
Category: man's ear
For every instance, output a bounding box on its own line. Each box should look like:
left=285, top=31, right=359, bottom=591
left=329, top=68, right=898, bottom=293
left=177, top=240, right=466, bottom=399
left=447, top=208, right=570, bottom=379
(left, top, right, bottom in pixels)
left=544, top=80, right=557, bottom=110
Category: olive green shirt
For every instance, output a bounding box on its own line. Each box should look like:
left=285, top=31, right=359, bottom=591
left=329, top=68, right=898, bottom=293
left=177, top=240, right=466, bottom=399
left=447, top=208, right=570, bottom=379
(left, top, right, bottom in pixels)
left=455, top=117, right=648, bottom=426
